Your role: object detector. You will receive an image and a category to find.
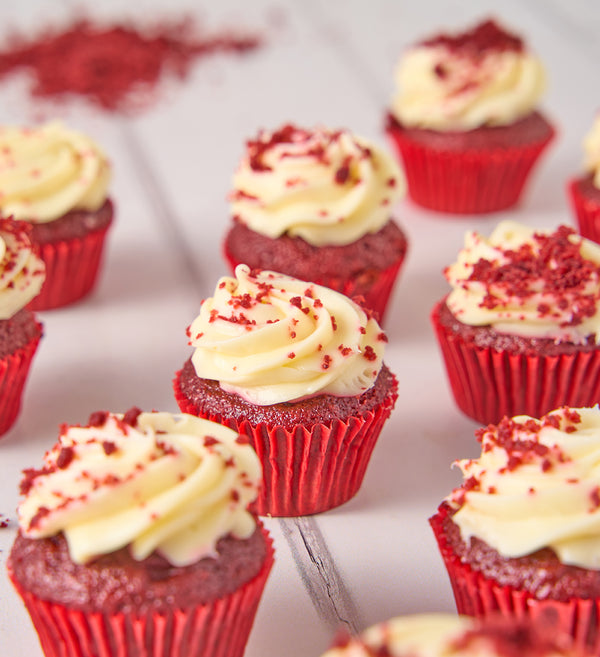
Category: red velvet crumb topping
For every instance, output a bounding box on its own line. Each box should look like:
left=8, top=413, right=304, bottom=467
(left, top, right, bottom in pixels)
left=421, top=19, right=524, bottom=55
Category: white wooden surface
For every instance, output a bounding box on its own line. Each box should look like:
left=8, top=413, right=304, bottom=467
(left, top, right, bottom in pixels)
left=0, top=1, right=597, bottom=654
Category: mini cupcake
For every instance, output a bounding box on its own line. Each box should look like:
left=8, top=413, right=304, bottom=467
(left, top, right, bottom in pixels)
left=174, top=264, right=398, bottom=516
left=432, top=220, right=600, bottom=425
left=223, top=123, right=408, bottom=323
left=430, top=406, right=600, bottom=653
left=321, top=613, right=583, bottom=657
left=7, top=409, right=274, bottom=657
left=0, top=218, right=44, bottom=436
left=0, top=121, right=114, bottom=310
left=568, top=113, right=600, bottom=243
left=386, top=19, right=555, bottom=214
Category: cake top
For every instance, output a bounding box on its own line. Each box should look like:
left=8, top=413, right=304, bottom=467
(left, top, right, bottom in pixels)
left=321, top=613, right=582, bottom=657
left=230, top=123, right=404, bottom=246
left=17, top=409, right=261, bottom=566
left=583, top=113, right=600, bottom=189
left=444, top=220, right=600, bottom=344
left=187, top=264, right=388, bottom=405
left=0, top=121, right=111, bottom=223
left=0, top=218, right=45, bottom=319
left=447, top=406, right=600, bottom=570
left=391, top=18, right=546, bottom=130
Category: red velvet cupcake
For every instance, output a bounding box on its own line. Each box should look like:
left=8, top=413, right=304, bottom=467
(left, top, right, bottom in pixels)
left=568, top=113, right=600, bottom=243
left=386, top=19, right=555, bottom=214
left=174, top=265, right=398, bottom=516
left=432, top=220, right=600, bottom=425
left=0, top=121, right=114, bottom=310
left=320, top=613, right=586, bottom=657
left=430, top=407, right=600, bottom=654
left=224, top=124, right=408, bottom=323
left=0, top=218, right=44, bottom=436
left=7, top=409, right=274, bottom=657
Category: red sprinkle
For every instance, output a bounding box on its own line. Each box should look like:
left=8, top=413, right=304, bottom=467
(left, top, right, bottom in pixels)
left=0, top=17, right=263, bottom=114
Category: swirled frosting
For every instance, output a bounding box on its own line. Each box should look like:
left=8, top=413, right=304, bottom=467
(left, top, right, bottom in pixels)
left=230, top=124, right=404, bottom=247
left=17, top=409, right=261, bottom=566
left=0, top=121, right=111, bottom=223
left=444, top=220, right=600, bottom=344
left=0, top=218, right=44, bottom=318
left=322, top=613, right=576, bottom=657
left=448, top=406, right=600, bottom=569
left=583, top=114, right=600, bottom=189
left=391, top=19, right=546, bottom=131
left=187, top=264, right=388, bottom=405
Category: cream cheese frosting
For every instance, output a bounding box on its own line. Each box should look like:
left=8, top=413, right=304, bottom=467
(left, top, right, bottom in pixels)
left=230, top=124, right=404, bottom=247
left=188, top=264, right=388, bottom=405
left=583, top=114, right=600, bottom=189
left=391, top=20, right=546, bottom=131
left=18, top=410, right=261, bottom=567
left=0, top=121, right=111, bottom=223
left=444, top=220, right=600, bottom=344
left=0, top=219, right=45, bottom=318
left=448, top=406, right=600, bottom=570
left=322, top=613, right=575, bottom=657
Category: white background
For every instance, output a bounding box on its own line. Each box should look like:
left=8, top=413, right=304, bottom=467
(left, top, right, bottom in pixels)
left=0, top=0, right=598, bottom=655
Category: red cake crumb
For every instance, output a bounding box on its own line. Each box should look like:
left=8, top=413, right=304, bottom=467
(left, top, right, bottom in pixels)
left=0, top=514, right=9, bottom=528
left=421, top=19, right=524, bottom=55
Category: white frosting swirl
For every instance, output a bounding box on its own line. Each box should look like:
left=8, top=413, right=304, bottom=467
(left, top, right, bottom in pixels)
left=449, top=407, right=600, bottom=570
left=445, top=220, right=600, bottom=344
left=0, top=121, right=111, bottom=223
left=322, top=613, right=575, bottom=657
left=391, top=22, right=546, bottom=131
left=583, top=114, right=600, bottom=189
left=230, top=124, right=404, bottom=246
left=188, top=265, right=387, bottom=405
left=0, top=219, right=44, bottom=318
left=18, top=411, right=261, bottom=566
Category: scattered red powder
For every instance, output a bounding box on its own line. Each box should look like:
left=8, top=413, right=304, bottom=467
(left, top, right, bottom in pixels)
left=0, top=16, right=263, bottom=114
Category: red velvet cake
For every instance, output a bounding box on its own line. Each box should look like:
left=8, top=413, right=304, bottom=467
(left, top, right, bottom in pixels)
left=432, top=221, right=600, bottom=424
left=174, top=265, right=398, bottom=516
left=223, top=123, right=408, bottom=323
left=430, top=407, right=600, bottom=654
left=387, top=19, right=555, bottom=214
left=0, top=122, right=114, bottom=310
left=7, top=409, right=274, bottom=657
left=569, top=116, right=600, bottom=243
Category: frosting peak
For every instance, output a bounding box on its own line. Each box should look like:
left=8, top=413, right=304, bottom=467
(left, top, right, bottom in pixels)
left=188, top=264, right=387, bottom=405
left=391, top=19, right=546, bottom=130
left=0, top=121, right=111, bottom=223
left=230, top=124, right=404, bottom=246
left=0, top=218, right=45, bottom=318
left=444, top=220, right=600, bottom=344
left=448, top=406, right=600, bottom=569
left=18, top=410, right=261, bottom=566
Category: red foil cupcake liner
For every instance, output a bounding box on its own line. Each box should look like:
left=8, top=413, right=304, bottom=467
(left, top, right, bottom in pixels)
left=568, top=178, right=600, bottom=244
left=430, top=506, right=600, bottom=654
left=28, top=222, right=113, bottom=311
left=8, top=525, right=274, bottom=657
left=222, top=250, right=404, bottom=325
left=431, top=301, right=600, bottom=425
left=0, top=327, right=42, bottom=437
left=386, top=125, right=554, bottom=214
left=174, top=373, right=398, bottom=516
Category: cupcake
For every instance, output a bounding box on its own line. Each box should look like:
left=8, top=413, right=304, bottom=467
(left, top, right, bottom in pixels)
left=173, top=264, right=398, bottom=516
left=0, top=121, right=114, bottom=310
left=223, top=123, right=408, bottom=323
left=430, top=406, right=600, bottom=653
left=7, top=409, right=274, bottom=657
left=0, top=218, right=44, bottom=436
left=386, top=18, right=555, bottom=214
left=321, top=613, right=583, bottom=657
left=568, top=113, right=600, bottom=243
left=431, top=220, right=600, bottom=425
